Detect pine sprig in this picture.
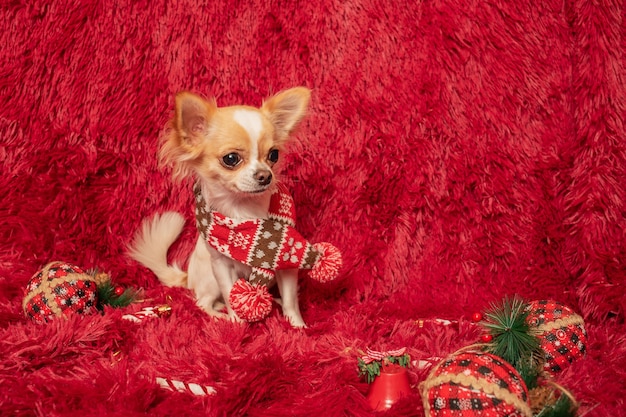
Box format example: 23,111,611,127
535,393,576,417
96,280,138,308
358,358,381,384
481,295,540,370
357,353,410,384
389,353,410,368
517,360,541,390
478,296,578,417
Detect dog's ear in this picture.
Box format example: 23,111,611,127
174,92,216,144
261,87,311,140
161,92,217,179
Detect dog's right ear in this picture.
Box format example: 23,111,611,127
161,92,217,179
174,92,216,144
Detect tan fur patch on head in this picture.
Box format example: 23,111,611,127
160,87,310,189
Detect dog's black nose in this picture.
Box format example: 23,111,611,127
254,170,272,186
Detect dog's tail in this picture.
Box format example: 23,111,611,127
128,211,188,287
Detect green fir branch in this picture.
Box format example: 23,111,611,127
358,358,381,384
535,393,577,417
516,360,541,390
96,281,138,308
357,353,410,384
389,354,410,368
481,295,541,371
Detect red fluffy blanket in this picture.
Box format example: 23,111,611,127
1,1,624,416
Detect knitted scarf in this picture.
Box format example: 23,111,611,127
194,182,342,321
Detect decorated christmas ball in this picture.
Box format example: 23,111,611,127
421,351,532,417
23,261,99,323
525,300,587,374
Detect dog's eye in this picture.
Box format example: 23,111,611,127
268,149,279,163
222,153,241,167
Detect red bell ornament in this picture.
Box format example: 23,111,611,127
366,363,411,411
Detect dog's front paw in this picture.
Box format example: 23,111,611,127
274,297,306,328
283,308,307,328
288,316,307,328
227,310,244,323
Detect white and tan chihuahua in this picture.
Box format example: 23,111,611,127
129,87,311,327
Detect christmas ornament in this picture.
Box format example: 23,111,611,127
195,181,342,322
122,304,172,323
23,261,138,323
474,296,580,416
525,300,586,374
366,364,411,411
413,297,579,416
358,347,411,411
156,377,216,396
421,351,532,417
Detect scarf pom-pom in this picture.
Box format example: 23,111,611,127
309,242,342,283
229,279,273,322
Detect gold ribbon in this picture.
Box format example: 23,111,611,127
535,314,584,333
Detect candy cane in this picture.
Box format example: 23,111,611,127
122,304,172,322
156,377,216,396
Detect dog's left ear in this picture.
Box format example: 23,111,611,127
262,87,311,140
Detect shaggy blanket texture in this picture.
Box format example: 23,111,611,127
1,1,625,416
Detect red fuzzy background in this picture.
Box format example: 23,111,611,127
1,1,625,416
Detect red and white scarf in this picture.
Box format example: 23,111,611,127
194,182,342,321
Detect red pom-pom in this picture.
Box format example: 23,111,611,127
229,279,273,322
309,242,342,283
